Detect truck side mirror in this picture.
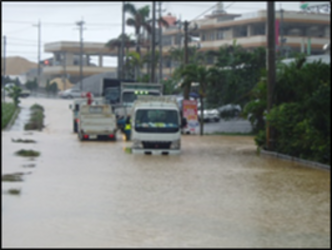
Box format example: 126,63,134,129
181,117,187,128
69,104,72,109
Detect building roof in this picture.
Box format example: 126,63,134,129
162,13,177,27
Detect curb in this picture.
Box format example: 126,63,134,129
260,148,330,171
4,106,21,131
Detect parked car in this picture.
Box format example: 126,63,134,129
218,104,241,119
197,101,220,122
4,83,30,97
197,108,220,122
20,88,31,98
59,88,84,99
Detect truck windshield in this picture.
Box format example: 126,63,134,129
123,92,160,106
135,109,179,133
104,87,120,104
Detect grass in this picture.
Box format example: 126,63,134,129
22,164,36,168
7,188,21,195
2,102,18,129
15,149,40,157
11,138,36,143
24,103,45,131
2,173,24,182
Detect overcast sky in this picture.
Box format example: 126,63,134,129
2,1,302,66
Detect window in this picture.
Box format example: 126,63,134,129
162,36,172,46
253,24,265,35
216,30,224,40
122,91,160,106
135,109,179,133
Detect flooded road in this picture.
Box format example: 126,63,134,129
2,97,330,248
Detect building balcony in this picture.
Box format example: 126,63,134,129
42,65,116,77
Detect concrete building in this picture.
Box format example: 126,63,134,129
40,4,330,85
159,5,330,78
41,41,119,88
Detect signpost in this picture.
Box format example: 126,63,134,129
300,1,330,13
182,99,199,134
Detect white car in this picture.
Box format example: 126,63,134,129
197,101,220,122
218,104,241,118
59,88,84,99
197,108,220,122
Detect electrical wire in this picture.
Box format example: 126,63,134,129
7,43,38,47
4,26,34,35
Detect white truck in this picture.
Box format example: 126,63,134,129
69,97,106,133
77,103,117,141
131,96,187,155
114,82,163,118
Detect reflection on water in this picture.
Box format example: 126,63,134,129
2,97,330,248
9,106,31,131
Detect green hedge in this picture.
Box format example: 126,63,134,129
253,57,330,165
2,102,17,129
24,103,45,131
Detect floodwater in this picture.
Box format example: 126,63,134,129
2,97,330,248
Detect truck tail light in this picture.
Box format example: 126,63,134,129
109,134,114,138
83,134,89,139
76,118,80,123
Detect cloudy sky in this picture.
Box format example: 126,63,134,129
2,1,302,66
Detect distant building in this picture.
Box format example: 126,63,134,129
159,7,330,78
42,41,118,88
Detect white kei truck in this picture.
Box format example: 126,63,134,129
131,96,187,155
69,97,107,133
77,103,117,141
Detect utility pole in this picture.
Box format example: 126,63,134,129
158,1,163,83
33,20,41,92
267,2,276,151
280,5,284,58
151,1,156,83
62,51,67,91
183,20,189,100
120,1,125,79
3,36,6,101
76,19,85,91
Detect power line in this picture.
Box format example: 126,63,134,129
3,20,121,26
189,3,218,22
4,3,215,7
7,43,38,47
5,50,39,55
4,26,34,35
4,36,38,42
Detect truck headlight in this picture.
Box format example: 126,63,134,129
170,139,180,149
133,139,143,149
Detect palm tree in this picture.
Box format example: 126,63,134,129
124,3,169,81
124,3,151,59
180,63,211,135
105,33,136,79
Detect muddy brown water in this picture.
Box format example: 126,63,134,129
2,97,330,248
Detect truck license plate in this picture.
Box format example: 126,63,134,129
89,135,97,139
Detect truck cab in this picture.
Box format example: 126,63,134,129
131,96,186,155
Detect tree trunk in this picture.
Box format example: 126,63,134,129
199,95,204,136
136,33,141,80
117,46,121,79
183,82,190,100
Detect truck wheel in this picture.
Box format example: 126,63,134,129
78,132,84,141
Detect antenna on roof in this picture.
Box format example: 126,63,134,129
213,1,226,14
